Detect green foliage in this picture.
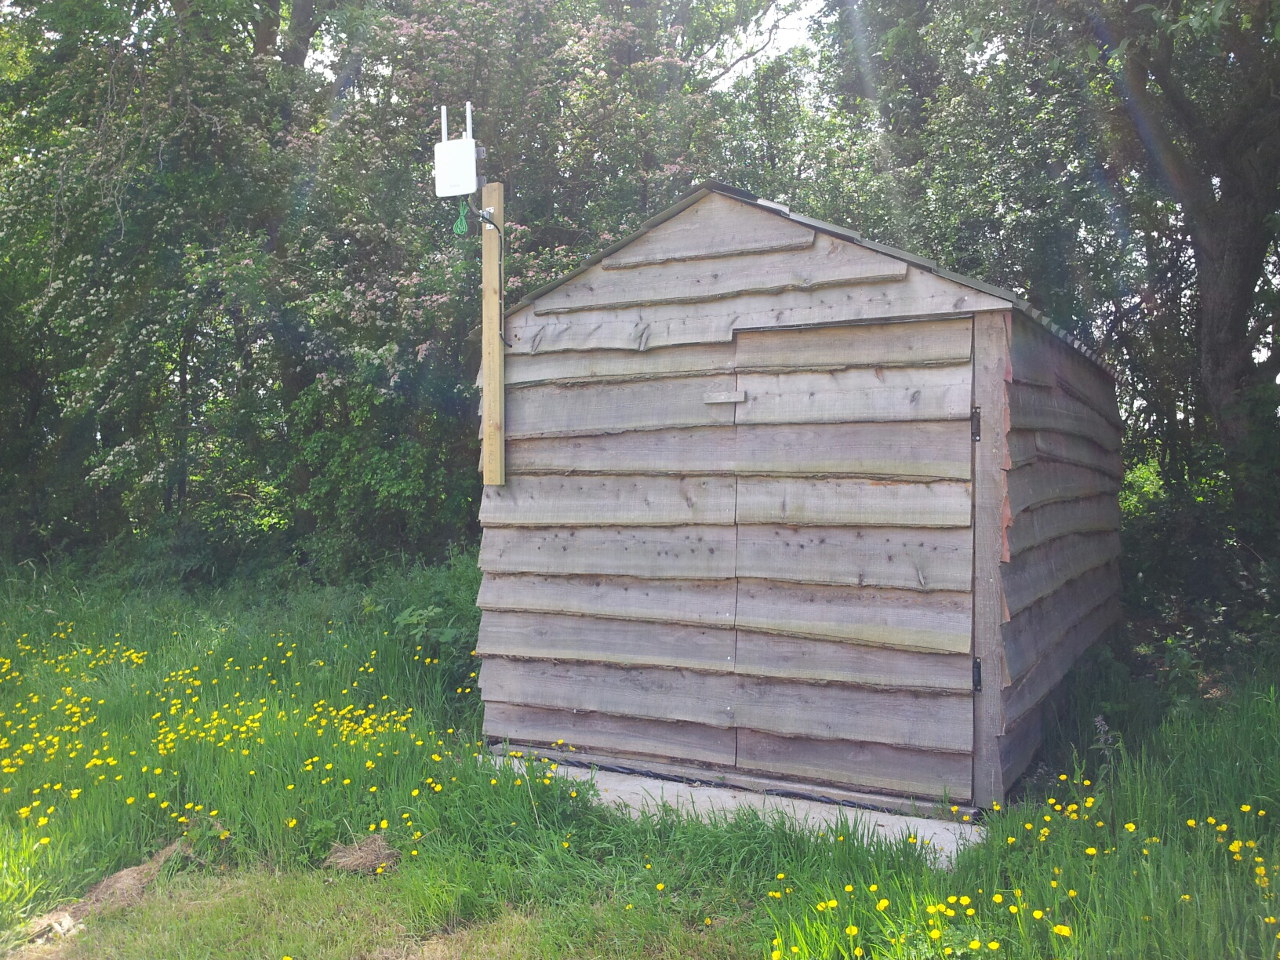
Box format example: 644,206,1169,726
0,0,797,578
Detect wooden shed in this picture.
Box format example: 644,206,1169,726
475,182,1122,808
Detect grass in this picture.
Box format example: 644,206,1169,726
1,556,1277,959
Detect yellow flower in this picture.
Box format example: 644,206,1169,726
845,925,858,936
1085,847,1097,856
656,883,665,891
1052,924,1072,937
875,898,889,911
1124,822,1136,832
969,941,981,950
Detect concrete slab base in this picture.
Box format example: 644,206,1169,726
556,764,983,864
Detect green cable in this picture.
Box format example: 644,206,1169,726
452,198,469,236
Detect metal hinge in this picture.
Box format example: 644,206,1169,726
971,406,982,442
972,658,983,691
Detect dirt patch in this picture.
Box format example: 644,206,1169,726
12,838,191,957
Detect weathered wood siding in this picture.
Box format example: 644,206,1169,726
477,192,987,802
476,186,1121,807
995,313,1123,788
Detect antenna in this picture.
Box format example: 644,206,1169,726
434,100,479,197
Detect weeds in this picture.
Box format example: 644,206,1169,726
1,558,1277,959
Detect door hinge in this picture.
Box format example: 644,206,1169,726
972,657,983,691
971,406,981,442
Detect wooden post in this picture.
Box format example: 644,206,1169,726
481,181,505,485
971,309,1013,806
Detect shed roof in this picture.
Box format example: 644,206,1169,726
511,181,1114,377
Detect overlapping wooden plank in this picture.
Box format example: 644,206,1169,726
1002,560,1120,684
737,423,974,478
483,702,736,767
1001,530,1121,617
482,658,969,751
735,676,973,752
537,234,908,315
480,659,736,728
1008,382,1121,451
735,580,972,653
1007,459,1120,515
1002,594,1121,726
507,374,735,439
508,426,733,474
734,318,972,370
480,475,736,527
476,573,735,628
1006,495,1121,558
477,611,735,670
1007,429,1124,477
506,271,1012,354
997,702,1043,789
1009,314,1120,426
738,730,971,801
479,525,736,579
508,422,973,479
736,364,971,425
601,192,817,269
504,343,734,386
736,477,972,527
736,525,972,591
735,631,971,691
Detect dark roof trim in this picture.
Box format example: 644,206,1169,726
508,180,1116,378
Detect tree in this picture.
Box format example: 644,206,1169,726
1063,0,1280,545
0,0,791,576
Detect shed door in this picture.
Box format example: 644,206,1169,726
724,321,977,801
477,317,978,802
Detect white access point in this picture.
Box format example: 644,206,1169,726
434,102,479,198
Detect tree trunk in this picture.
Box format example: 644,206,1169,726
1193,195,1269,452
1193,184,1280,546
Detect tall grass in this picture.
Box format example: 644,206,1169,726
1,557,1277,959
